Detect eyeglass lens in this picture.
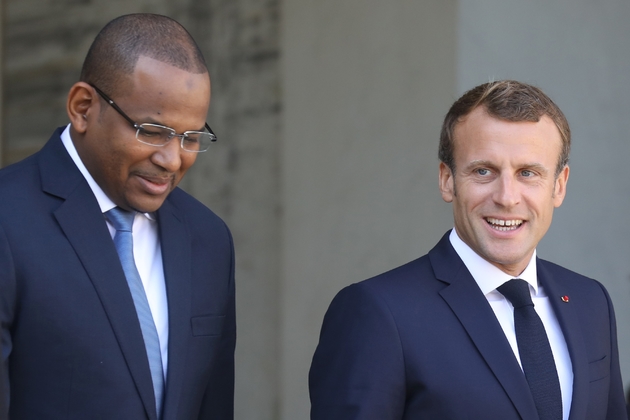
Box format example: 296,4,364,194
136,124,213,152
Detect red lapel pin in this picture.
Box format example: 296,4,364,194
561,295,569,303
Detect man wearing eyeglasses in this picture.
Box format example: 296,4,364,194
0,14,235,420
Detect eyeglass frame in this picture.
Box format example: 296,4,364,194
88,83,217,152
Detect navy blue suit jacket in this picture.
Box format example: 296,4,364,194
0,128,236,419
310,231,627,419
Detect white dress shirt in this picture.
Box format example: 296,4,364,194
61,125,169,378
449,229,573,420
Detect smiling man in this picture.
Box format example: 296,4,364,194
0,14,235,420
310,80,627,420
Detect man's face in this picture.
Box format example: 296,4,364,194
438,106,569,276
77,56,211,213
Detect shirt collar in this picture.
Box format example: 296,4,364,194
61,124,156,221
448,228,539,297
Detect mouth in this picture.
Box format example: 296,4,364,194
136,174,174,195
485,217,524,232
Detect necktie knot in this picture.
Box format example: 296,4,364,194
497,278,534,309
106,207,135,232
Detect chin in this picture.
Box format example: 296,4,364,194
127,197,168,213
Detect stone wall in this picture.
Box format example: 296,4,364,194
2,0,172,164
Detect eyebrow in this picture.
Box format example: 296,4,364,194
138,116,207,133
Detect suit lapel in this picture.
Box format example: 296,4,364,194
157,199,192,420
40,132,158,420
537,261,589,420
429,233,539,420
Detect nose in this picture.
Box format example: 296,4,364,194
493,174,521,208
151,137,182,172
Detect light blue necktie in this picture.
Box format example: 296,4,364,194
106,207,164,418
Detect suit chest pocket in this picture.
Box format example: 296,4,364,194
191,315,225,337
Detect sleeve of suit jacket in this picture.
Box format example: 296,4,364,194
0,223,14,420
597,281,628,420
309,282,406,419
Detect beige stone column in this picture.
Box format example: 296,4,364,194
281,1,458,417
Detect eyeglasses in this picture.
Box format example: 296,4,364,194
89,83,217,153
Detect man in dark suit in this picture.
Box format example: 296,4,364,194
310,80,627,419
0,14,235,419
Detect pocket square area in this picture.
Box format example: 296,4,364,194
191,315,226,337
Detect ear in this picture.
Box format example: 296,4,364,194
439,162,455,203
67,82,98,134
553,165,570,207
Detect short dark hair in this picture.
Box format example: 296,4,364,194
439,80,570,176
80,13,208,97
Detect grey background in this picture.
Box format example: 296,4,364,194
1,0,628,418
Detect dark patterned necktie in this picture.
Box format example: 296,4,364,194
497,279,562,420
